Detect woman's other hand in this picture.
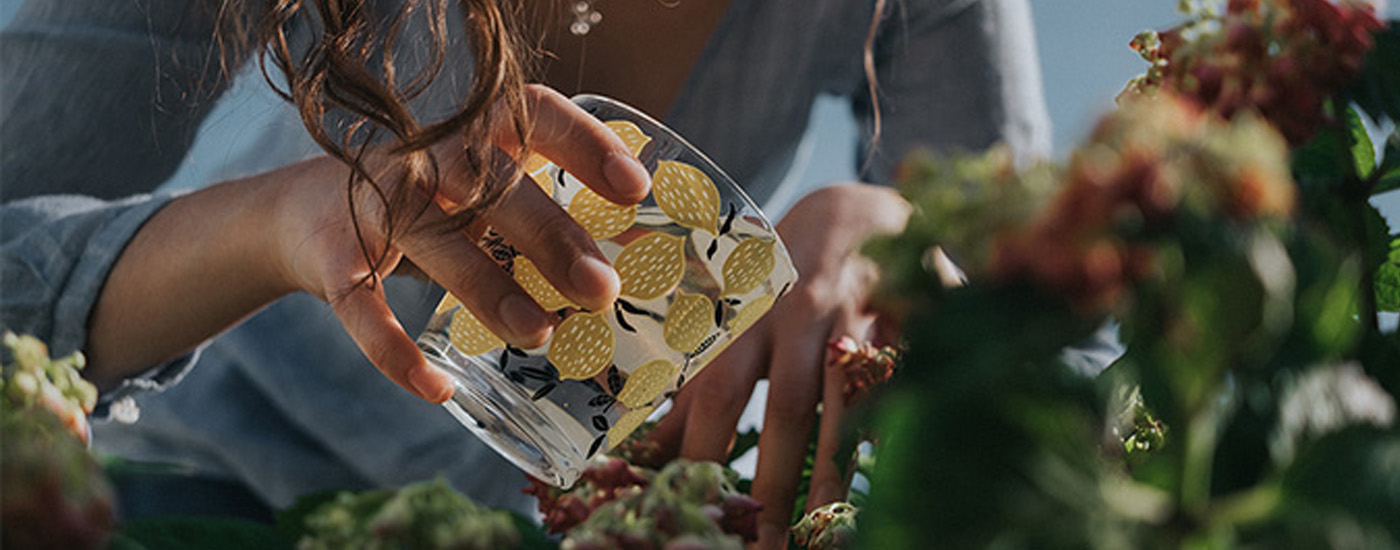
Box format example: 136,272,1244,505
649,183,911,549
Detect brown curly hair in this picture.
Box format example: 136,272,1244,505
217,0,534,281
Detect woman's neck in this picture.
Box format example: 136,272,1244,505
528,0,734,119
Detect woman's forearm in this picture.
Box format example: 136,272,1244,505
84,171,297,390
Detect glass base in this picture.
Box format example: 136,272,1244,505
419,333,586,488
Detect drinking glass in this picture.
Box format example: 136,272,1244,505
417,95,797,488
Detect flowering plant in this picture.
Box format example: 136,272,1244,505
856,0,1400,548
4,1,1396,549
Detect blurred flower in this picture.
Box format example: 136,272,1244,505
1,333,112,550
989,94,1294,313
826,337,900,406
1124,0,1383,144
791,501,859,550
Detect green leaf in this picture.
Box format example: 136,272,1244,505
1377,130,1400,195
1377,236,1400,313
726,427,760,465
1380,167,1400,195
1292,127,1350,189
1347,105,1377,180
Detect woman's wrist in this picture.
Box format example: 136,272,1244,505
84,171,303,389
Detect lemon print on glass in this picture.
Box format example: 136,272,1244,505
654,160,721,235
616,359,679,408
728,294,776,334
664,291,714,354
521,153,554,196
615,232,687,300
723,237,777,297
606,120,652,156
513,257,573,311
607,405,656,450
567,186,636,240
449,305,505,356
547,312,615,380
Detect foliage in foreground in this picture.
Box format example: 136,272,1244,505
857,0,1400,548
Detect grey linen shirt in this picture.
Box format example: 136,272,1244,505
1,0,1070,513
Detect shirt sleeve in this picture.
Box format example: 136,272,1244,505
0,194,198,418
854,0,1053,183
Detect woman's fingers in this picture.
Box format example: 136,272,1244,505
750,317,829,549
804,314,877,512
674,330,770,462
394,187,555,349
503,85,651,205
328,274,453,403
485,174,619,312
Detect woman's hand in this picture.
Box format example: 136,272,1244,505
650,183,911,549
85,85,651,402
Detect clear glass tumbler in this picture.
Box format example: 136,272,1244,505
417,95,797,488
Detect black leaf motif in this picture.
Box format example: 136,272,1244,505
607,366,625,395
618,299,666,322
532,383,557,401
506,346,529,358
588,394,616,407
498,349,511,372
587,435,606,458
720,203,737,235
592,415,610,431
614,302,638,333
714,298,726,328
689,332,721,358
778,281,793,298
508,371,527,385
706,238,719,260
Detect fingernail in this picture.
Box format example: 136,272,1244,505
410,367,452,403
571,255,620,308
602,151,651,202
498,293,551,344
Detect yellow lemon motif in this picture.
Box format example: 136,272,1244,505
513,257,573,311
607,405,656,450
567,186,637,240
615,359,679,408
728,294,776,334
449,307,504,356
522,153,554,196
606,120,652,156
664,291,714,354
653,161,721,235
547,312,614,380
722,237,777,297
615,232,687,300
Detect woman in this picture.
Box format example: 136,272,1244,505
2,0,1062,546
